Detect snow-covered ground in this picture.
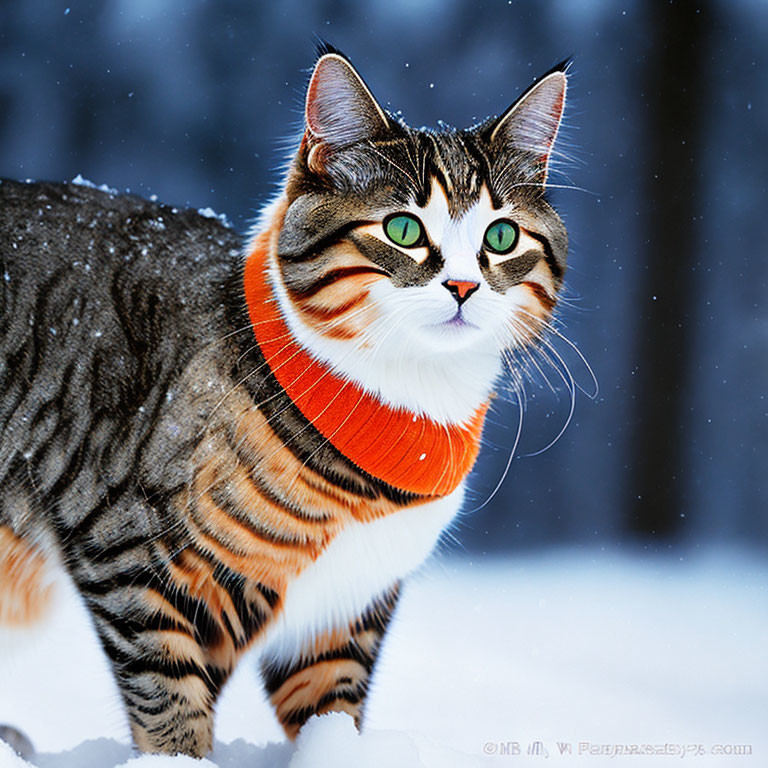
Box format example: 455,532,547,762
0,547,765,767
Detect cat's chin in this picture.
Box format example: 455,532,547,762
412,312,501,352
415,319,487,352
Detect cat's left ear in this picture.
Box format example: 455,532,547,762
487,66,568,185
303,50,390,170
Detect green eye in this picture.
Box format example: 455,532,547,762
384,213,424,248
483,219,519,254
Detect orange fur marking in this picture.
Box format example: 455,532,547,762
272,656,368,738
0,526,52,625
167,550,246,638
521,280,556,312
142,589,196,633
273,657,365,712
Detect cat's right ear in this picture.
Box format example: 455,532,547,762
486,65,568,186
303,51,390,171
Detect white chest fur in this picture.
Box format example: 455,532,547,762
261,485,465,663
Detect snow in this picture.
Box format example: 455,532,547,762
196,207,232,228
0,548,765,767
70,175,118,196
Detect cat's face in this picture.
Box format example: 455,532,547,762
268,52,568,424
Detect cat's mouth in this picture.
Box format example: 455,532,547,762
430,311,480,331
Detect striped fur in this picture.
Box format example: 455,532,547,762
262,586,400,737
0,51,569,757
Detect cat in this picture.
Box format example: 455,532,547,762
0,46,568,758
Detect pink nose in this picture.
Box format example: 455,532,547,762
443,279,480,305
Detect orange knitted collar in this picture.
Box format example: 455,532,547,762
242,234,488,497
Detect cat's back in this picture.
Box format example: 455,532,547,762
0,178,241,324
0,178,243,503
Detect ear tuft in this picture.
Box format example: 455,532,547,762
490,70,567,183
305,53,390,152
313,38,346,60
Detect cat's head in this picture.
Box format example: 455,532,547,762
265,49,568,424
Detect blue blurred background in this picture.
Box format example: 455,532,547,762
1,0,765,553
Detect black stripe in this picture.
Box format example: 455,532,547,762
277,220,375,263
527,230,563,282
90,602,194,641
126,711,148,729
353,583,401,633
25,271,67,382
78,564,162,595
282,687,365,727
286,265,390,299
98,632,223,697
90,603,145,639
209,560,271,643
82,534,148,562
206,485,300,547
57,471,149,547
315,686,365,711
220,611,240,647
131,699,174,717
228,435,331,523
281,705,315,728
211,557,278,610
79,561,223,648
262,642,374,695
58,500,112,543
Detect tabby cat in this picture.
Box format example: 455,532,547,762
0,48,568,757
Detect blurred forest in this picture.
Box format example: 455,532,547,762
0,0,766,552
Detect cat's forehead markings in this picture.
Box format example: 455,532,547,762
426,133,455,198
407,177,451,241
409,180,501,247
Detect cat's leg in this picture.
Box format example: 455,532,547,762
78,584,221,756
74,550,262,757
0,525,53,761
261,583,400,739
